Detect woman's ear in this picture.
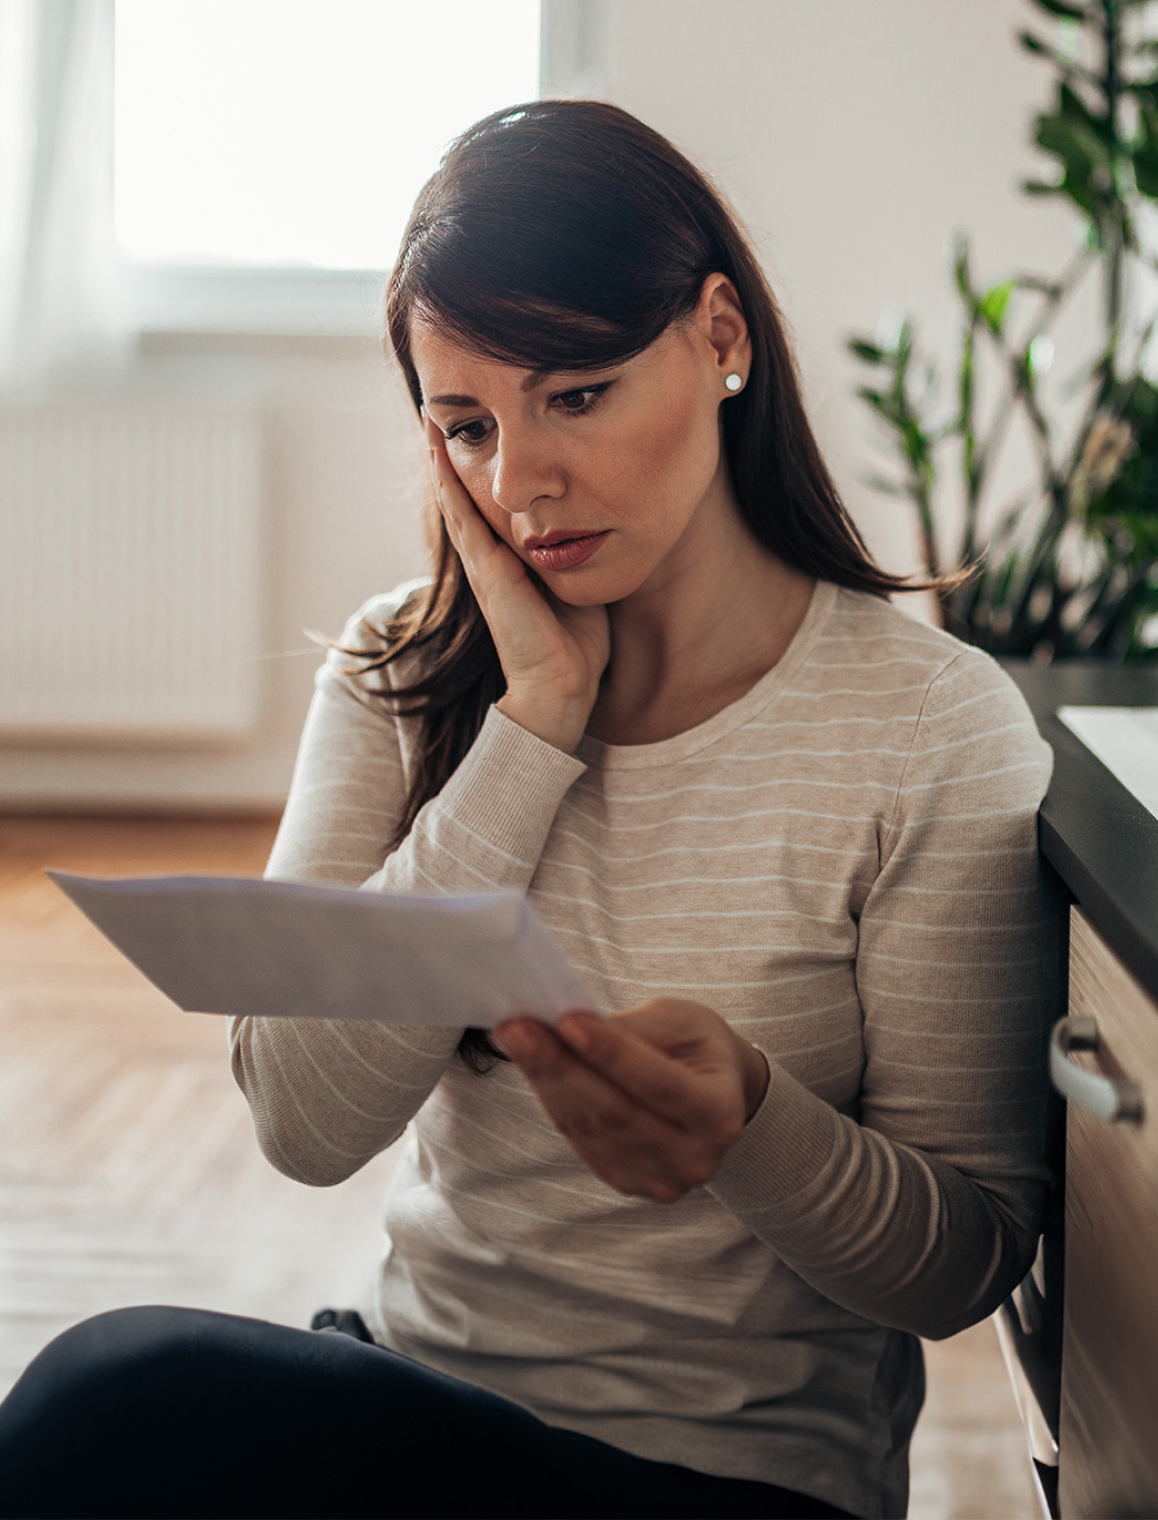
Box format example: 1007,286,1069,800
696,273,751,391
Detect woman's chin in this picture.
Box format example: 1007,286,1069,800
540,567,648,608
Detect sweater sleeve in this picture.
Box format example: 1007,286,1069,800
706,650,1066,1339
230,597,586,1186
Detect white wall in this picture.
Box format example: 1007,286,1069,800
0,0,1090,812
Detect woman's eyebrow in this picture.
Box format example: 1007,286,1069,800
426,393,480,408
426,370,587,408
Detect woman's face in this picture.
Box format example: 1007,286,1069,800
410,279,750,607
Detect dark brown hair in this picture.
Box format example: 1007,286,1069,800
360,99,927,1070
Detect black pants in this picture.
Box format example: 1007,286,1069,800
0,1307,854,1519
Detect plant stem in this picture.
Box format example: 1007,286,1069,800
971,249,1094,517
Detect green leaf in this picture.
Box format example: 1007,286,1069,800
901,416,933,468
1016,30,1092,75
1036,150,1102,225
1027,0,1088,18
958,336,975,463
1031,82,1119,233
1132,85,1158,135
848,338,887,364
890,318,915,381
855,386,897,423
1018,29,1051,57
1036,81,1115,169
1036,116,1110,179
952,234,974,303
1133,101,1158,199
1062,79,1115,144
979,279,1016,336
1118,515,1158,557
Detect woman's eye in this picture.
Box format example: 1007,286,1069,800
446,419,492,447
444,383,611,444
551,383,610,416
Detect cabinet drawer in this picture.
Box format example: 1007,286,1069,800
1060,908,1158,1519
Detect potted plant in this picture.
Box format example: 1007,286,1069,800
849,0,1158,661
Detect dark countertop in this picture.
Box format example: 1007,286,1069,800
1004,662,1158,1003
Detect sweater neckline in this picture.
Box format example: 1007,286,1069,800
576,580,839,770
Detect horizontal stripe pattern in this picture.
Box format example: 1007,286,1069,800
229,581,1062,1520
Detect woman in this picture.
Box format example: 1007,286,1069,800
0,101,1062,1520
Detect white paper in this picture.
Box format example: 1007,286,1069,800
1057,706,1158,822
47,872,599,1027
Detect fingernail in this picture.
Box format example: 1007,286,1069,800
493,1021,535,1059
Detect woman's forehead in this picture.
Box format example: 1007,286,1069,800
411,317,678,405
410,322,543,404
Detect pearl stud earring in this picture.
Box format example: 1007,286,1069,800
724,373,744,393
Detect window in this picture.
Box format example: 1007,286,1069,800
113,0,541,332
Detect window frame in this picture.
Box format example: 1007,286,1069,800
116,0,605,338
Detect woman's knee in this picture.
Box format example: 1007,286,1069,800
0,1306,218,1515
40,1303,201,1374
2,1304,235,1432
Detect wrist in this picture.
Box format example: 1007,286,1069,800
496,692,590,753
741,1042,770,1124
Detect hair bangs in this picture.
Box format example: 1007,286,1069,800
397,215,698,378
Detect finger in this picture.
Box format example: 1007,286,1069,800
423,418,484,546
551,1010,737,1135
608,1000,766,1126
609,998,723,1055
494,1021,708,1194
423,419,527,607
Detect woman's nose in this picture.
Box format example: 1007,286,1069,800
490,431,564,516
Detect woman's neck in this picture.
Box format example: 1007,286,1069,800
585,503,815,747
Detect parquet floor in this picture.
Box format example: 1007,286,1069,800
0,816,1039,1518
0,816,398,1398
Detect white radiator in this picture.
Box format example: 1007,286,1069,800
0,400,264,741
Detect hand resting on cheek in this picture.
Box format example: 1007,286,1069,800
493,999,771,1203
423,413,610,755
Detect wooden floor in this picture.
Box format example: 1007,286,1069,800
0,816,1040,1518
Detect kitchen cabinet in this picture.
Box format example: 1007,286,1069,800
1004,665,1158,1520
1055,907,1158,1518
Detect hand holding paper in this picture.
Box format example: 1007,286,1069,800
48,872,598,1028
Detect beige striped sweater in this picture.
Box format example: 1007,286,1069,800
230,579,1064,1519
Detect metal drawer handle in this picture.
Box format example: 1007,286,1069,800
1049,1016,1144,1123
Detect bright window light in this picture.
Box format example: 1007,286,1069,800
113,0,540,271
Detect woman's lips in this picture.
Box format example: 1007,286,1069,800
525,531,610,572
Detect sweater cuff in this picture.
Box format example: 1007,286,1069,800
436,705,587,862
706,1060,847,1221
